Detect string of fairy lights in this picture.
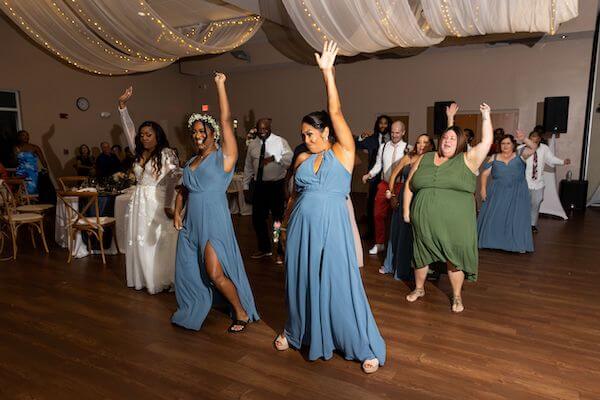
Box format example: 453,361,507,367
0,0,261,75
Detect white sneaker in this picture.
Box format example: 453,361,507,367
368,244,384,255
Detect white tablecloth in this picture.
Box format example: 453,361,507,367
228,173,252,215
55,195,118,259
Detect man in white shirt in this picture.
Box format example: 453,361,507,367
243,118,293,262
361,120,410,254
520,130,570,233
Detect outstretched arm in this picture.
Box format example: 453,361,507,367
316,41,355,172
515,129,538,160
118,86,136,150
214,73,237,173
465,103,493,173
446,102,459,127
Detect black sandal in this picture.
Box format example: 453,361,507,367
227,319,250,333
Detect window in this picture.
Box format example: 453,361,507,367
0,90,22,167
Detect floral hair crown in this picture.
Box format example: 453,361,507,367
188,113,221,142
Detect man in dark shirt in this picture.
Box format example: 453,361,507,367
95,142,122,177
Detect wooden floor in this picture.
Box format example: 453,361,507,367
1,208,600,400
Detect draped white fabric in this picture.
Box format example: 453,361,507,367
282,0,579,56
0,0,262,75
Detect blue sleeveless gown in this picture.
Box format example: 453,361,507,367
16,151,39,194
382,164,414,280
285,150,386,364
172,149,259,330
477,154,534,253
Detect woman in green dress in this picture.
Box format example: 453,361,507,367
402,103,493,313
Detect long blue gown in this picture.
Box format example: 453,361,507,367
16,151,39,194
172,149,259,330
382,164,414,280
284,150,386,364
477,154,534,253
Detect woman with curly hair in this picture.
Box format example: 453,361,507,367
118,87,181,294
171,73,259,333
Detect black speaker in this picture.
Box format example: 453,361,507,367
543,96,569,133
434,101,454,136
559,179,588,211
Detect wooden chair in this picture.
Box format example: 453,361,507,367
0,179,49,260
56,190,119,264
4,177,54,215
58,176,88,191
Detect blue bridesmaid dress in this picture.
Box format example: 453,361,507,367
172,149,259,330
284,150,386,364
477,153,534,253
382,164,414,280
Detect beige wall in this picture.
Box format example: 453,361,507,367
195,36,594,191
0,16,196,178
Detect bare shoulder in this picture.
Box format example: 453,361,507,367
294,152,312,171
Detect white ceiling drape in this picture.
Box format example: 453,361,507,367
282,0,579,56
0,0,262,75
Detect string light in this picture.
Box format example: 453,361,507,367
300,0,329,42
0,0,261,75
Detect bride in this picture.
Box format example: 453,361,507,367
118,87,181,294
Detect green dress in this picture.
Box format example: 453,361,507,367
410,152,478,281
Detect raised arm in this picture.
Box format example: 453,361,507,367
118,86,136,150
316,41,355,172
446,102,459,127
465,103,493,173
515,129,538,160
214,73,237,173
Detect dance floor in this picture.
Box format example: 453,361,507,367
1,207,599,400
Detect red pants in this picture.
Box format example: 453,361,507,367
374,181,401,244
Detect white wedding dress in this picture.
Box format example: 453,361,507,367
119,107,181,294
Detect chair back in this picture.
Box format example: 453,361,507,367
2,177,30,206
56,190,102,229
58,176,88,191
0,180,18,220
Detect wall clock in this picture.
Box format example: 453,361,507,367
76,97,90,111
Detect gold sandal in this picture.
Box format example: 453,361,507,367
452,297,464,313
406,288,425,302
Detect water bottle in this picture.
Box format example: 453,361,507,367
273,221,281,243
566,170,572,181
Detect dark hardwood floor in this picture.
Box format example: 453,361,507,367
1,207,599,399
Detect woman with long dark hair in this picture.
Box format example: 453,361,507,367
118,87,181,294
74,144,94,176
275,42,385,374
171,73,259,333
403,103,494,313
380,134,435,279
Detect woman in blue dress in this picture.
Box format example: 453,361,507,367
275,42,385,374
172,72,259,333
15,130,49,195
477,132,537,253
380,134,435,280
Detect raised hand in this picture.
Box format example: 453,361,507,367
214,72,226,85
564,158,571,165
446,102,459,119
315,41,339,71
515,129,526,142
480,103,491,119
118,86,133,108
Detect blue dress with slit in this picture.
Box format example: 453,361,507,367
172,149,259,330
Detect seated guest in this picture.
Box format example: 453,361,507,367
477,132,537,253
121,146,136,172
75,144,94,176
95,141,122,178
361,120,409,255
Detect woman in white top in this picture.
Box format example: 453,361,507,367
118,87,181,294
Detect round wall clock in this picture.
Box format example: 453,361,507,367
76,97,90,111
